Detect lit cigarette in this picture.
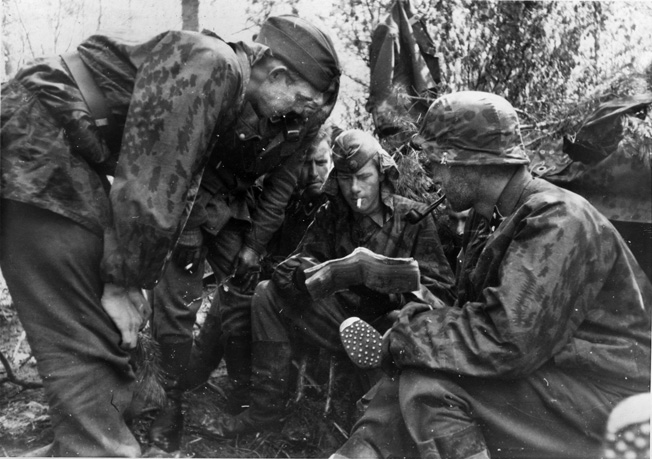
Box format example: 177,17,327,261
356,198,362,208
185,263,193,271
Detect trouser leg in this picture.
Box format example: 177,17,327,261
149,242,206,451
335,375,420,459
252,281,351,353
147,340,193,452
204,281,293,436
183,226,248,390
399,365,628,459
150,256,205,355
0,200,140,457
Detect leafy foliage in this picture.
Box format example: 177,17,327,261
321,0,652,136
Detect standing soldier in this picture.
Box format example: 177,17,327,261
0,15,339,456
147,17,341,452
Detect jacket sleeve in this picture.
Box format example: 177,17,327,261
411,213,457,306
100,32,242,289
271,201,336,294
389,199,615,378
244,145,305,254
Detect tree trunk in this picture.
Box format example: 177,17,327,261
182,0,200,31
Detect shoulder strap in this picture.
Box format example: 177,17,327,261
61,51,114,133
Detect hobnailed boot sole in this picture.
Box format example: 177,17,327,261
339,317,383,370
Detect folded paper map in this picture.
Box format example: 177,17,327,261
304,247,421,299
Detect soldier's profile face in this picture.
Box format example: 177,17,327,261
429,162,475,213
337,159,383,217
255,71,325,122
300,140,333,197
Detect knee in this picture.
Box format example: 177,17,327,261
333,434,383,459
252,281,274,313
400,368,468,408
252,281,281,324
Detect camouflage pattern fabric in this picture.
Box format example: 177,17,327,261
1,32,264,288
412,91,530,166
531,94,652,224
387,171,652,387
272,192,457,308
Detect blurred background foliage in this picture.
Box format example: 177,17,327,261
3,0,651,134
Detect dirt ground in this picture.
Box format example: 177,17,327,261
0,276,367,458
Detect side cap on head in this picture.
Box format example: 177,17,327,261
256,15,341,93
332,129,384,174
412,91,530,166
323,129,399,196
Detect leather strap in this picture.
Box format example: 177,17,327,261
61,51,114,131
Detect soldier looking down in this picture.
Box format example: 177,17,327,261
0,15,339,457
333,91,652,459
147,18,341,453
202,129,456,438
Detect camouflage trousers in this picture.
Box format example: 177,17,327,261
0,200,140,457
337,363,642,459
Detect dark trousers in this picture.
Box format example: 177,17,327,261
338,364,640,459
150,259,204,347
151,224,253,348
252,280,395,350
252,279,346,349
0,200,140,457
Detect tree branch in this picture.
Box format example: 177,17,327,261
0,349,42,389
10,0,37,59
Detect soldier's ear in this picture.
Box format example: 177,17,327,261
268,65,289,82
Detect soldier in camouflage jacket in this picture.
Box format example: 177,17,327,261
202,129,456,438
0,15,340,456
333,92,652,459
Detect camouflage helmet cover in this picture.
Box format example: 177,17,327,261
412,91,530,166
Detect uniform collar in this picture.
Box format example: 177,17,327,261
230,41,269,142
351,192,395,228
495,167,533,219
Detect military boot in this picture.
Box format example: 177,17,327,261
224,335,253,414
205,341,292,437
149,341,193,452
180,313,225,390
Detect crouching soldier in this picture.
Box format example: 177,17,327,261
333,91,652,459
204,128,457,437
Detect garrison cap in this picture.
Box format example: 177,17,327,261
256,15,341,93
412,91,530,166
324,129,399,195
332,129,385,173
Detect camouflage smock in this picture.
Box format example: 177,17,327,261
1,31,264,289
388,171,652,387
272,193,457,308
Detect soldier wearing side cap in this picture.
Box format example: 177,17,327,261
146,17,342,452
333,92,652,459
200,129,456,438
1,15,339,456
